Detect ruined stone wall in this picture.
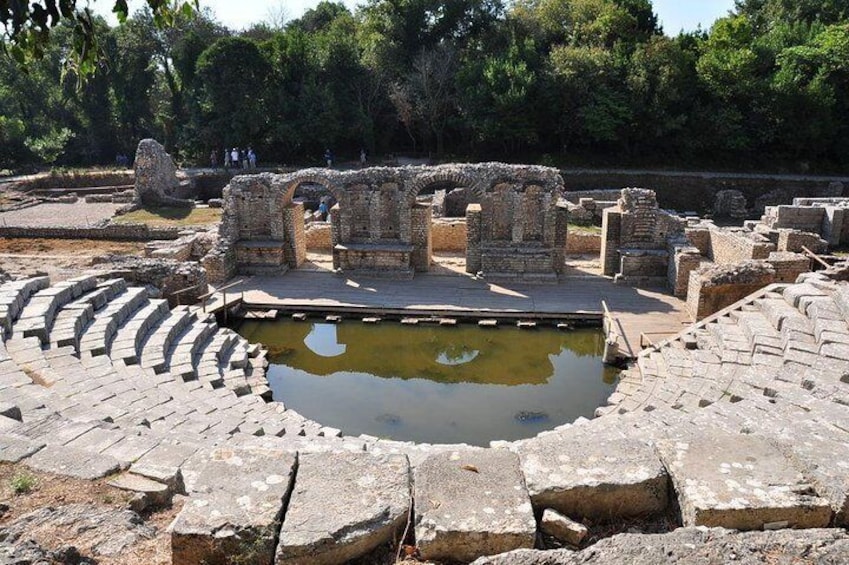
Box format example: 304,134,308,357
431,219,467,252
687,261,776,320
777,230,827,254
566,232,601,255
600,188,686,284
685,227,712,256
444,188,471,218
767,252,811,283
668,243,704,298
411,204,432,271
761,205,826,232
0,224,181,241
708,229,774,264
213,174,304,276
134,139,194,208
600,208,622,277
283,204,306,268
466,205,482,273
562,189,622,204
560,170,847,214
305,223,332,251
93,256,208,306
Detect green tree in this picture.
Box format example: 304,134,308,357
194,37,271,151
1,0,197,78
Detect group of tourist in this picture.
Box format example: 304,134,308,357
322,148,368,168
212,147,257,169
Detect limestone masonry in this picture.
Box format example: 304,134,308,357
2,257,849,562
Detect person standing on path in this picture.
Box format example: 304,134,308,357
231,147,240,169
324,149,333,168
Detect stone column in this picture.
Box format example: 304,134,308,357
330,204,342,270
282,203,306,268
600,208,622,277
466,204,482,274
411,204,432,272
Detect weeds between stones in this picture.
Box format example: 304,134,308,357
10,472,36,495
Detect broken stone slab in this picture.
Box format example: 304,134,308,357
170,447,296,565
540,509,587,546
515,425,668,521
25,445,121,480
0,503,156,559
0,434,45,463
470,527,849,565
275,452,410,565
656,431,832,530
0,401,21,421
130,439,199,494
414,449,536,563
106,472,172,512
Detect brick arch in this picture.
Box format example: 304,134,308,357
405,170,480,204
279,169,344,206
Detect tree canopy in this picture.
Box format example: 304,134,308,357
2,0,848,172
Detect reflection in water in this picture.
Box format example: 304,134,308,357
237,321,619,445
436,346,479,366
304,324,346,357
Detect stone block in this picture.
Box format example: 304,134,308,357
25,445,121,480
657,431,832,530
276,452,410,565
540,509,588,546
516,429,668,521
414,449,536,563
171,447,296,565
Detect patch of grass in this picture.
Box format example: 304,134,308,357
113,206,222,227
568,223,602,235
10,472,36,495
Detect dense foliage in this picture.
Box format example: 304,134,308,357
1,0,848,171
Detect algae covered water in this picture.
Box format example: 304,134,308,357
237,320,618,445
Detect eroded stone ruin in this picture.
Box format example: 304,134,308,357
210,163,568,281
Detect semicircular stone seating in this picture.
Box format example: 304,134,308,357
2,266,849,564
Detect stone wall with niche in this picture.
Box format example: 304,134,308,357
600,188,687,286
208,163,567,281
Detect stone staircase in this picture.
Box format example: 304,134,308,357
2,271,849,563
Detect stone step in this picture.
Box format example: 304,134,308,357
471,527,849,565
15,275,97,344
169,317,218,381
171,447,297,565
227,341,250,370
276,452,410,565
0,276,50,339
706,317,752,355
731,310,782,353
656,428,832,530
415,449,536,563
110,299,170,364
513,419,669,523
138,307,198,374
49,281,126,351
170,314,217,363
78,287,149,356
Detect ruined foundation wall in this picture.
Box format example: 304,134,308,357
708,229,774,264
687,261,777,320
305,223,332,251
431,219,467,252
